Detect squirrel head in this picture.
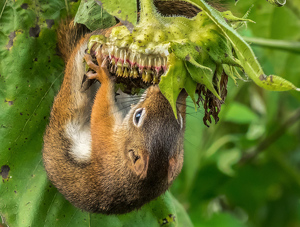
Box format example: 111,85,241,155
117,85,185,186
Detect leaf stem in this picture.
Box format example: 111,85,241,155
64,0,69,16
243,36,300,54
0,0,8,20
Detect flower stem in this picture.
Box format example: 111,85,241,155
139,0,158,23
243,36,300,54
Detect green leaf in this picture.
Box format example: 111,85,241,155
74,1,116,30
185,61,221,100
200,212,247,227
95,0,137,28
90,191,192,227
232,66,244,80
221,10,254,24
223,64,238,85
205,31,241,66
0,1,191,226
220,102,258,124
217,148,241,176
186,0,299,91
221,11,255,23
184,74,197,106
187,53,213,74
159,53,187,119
169,40,200,62
0,0,68,225
214,64,223,94
231,5,254,30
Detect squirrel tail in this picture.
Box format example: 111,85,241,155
57,19,91,63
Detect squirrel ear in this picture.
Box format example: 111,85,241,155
128,150,149,179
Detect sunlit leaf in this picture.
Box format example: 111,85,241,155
217,148,241,176
220,102,258,124
159,53,187,118
185,61,221,100
74,1,116,30
184,74,197,105
95,0,137,29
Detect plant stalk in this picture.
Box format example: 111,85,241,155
139,0,158,23
243,36,300,54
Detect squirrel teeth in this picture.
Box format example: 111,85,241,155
102,46,168,83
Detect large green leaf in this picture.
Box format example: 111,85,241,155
2,158,191,226
159,53,187,118
95,0,137,28
219,102,259,124
0,0,69,225
0,1,192,226
74,1,116,30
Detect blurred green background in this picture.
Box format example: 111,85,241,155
171,0,300,226
0,0,300,226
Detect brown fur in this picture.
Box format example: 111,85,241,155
42,1,212,214
57,20,90,63
43,32,187,213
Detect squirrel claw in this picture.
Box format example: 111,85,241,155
84,54,99,72
84,52,111,83
101,56,109,68
95,51,109,69
86,71,98,80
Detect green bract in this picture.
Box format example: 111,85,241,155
266,0,286,7
87,0,299,121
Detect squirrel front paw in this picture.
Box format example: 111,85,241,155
84,51,111,83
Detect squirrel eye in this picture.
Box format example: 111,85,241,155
133,108,145,127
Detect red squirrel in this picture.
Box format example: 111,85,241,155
43,0,223,214
43,16,187,215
